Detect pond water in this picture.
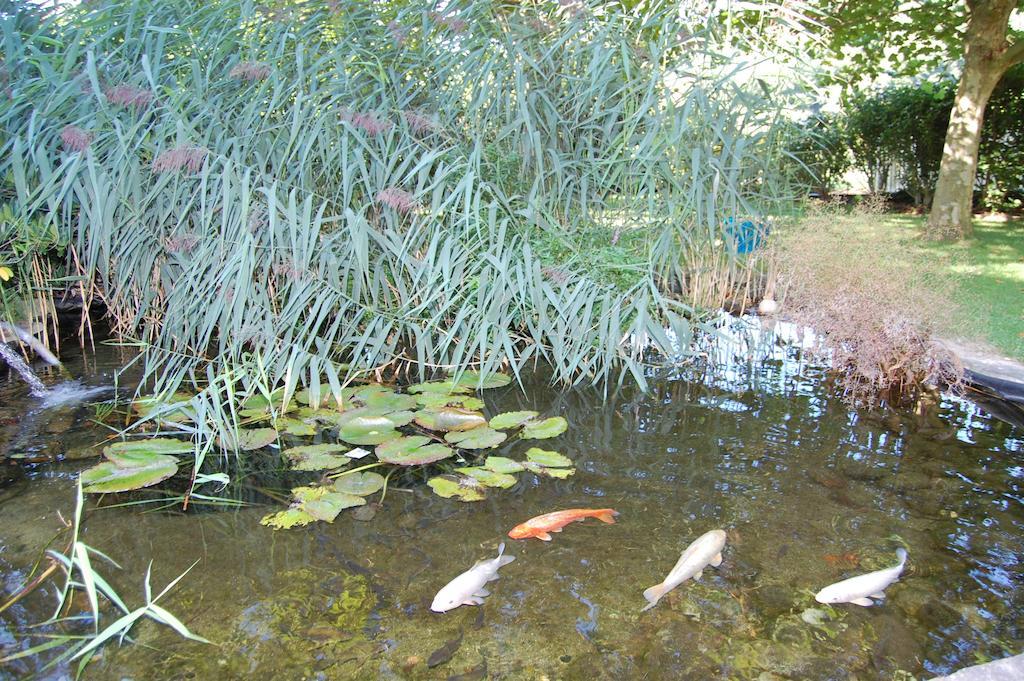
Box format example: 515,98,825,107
1,325,1022,680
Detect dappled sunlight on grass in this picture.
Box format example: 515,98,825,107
873,215,1024,359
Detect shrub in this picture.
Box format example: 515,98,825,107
774,202,964,407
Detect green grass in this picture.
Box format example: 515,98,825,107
870,214,1024,359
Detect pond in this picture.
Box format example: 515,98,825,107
1,324,1022,680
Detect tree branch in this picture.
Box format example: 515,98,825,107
1001,37,1024,70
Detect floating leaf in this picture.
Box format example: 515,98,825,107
284,444,350,471
482,456,525,474
414,393,485,410
295,384,331,408
488,410,539,430
104,439,194,457
415,407,487,432
522,463,576,479
131,392,193,424
333,472,386,496
275,417,317,436
444,427,506,449
376,436,454,465
407,381,471,395
428,475,486,501
524,448,572,468
81,449,179,493
338,416,401,445
218,428,278,451
261,507,317,529
455,467,518,488
303,492,365,521
451,371,512,389
521,417,568,440
328,406,414,430
357,389,417,411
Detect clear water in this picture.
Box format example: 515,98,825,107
0,326,1022,680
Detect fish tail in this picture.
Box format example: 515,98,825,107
641,583,669,611
494,542,515,567
896,548,908,565
596,509,619,524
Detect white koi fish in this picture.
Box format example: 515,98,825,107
431,543,516,613
642,529,727,612
815,548,908,607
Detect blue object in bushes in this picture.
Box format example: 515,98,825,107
724,217,769,254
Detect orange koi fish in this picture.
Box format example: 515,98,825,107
508,508,619,541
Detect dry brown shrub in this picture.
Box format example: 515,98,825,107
773,200,964,408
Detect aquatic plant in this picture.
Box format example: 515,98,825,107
0,0,813,454
772,201,965,407
0,484,206,674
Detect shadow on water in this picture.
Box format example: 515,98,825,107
0,320,1022,680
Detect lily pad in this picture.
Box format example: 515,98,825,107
450,371,512,389
415,407,487,432
333,472,386,496
284,444,351,471
444,427,506,449
488,410,539,430
427,475,486,502
260,507,317,529
338,416,402,445
275,417,317,436
482,456,525,474
524,447,572,468
303,492,366,521
455,467,518,489
522,463,576,479
407,380,471,395
414,393,485,410
104,439,194,456
375,436,454,465
131,392,194,424
81,449,179,493
357,388,417,411
218,427,278,451
521,416,568,440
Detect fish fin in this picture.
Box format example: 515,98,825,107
536,531,552,541
693,569,703,581
850,597,874,607
642,583,670,611
473,588,490,597
494,554,515,569
896,548,908,568
869,592,886,599
710,553,723,567
462,596,485,606
596,509,618,524
552,527,563,532
498,542,506,556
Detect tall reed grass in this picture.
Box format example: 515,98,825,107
1,0,810,438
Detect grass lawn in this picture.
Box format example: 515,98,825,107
872,214,1024,360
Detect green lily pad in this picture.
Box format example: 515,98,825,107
355,388,417,411
414,407,487,432
488,410,539,430
455,467,518,488
375,436,454,465
218,427,278,451
450,371,512,389
295,384,330,407
407,381,471,395
414,393,485,410
261,507,317,529
104,439,194,457
522,462,576,479
275,417,317,436
333,471,386,496
525,447,572,467
444,427,506,449
482,456,525,474
521,416,568,440
338,416,402,445
81,450,179,493
427,475,486,502
303,492,366,521
284,444,351,471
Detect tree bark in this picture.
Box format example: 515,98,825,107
927,0,1024,240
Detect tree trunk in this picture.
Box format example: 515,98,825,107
927,0,1023,240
